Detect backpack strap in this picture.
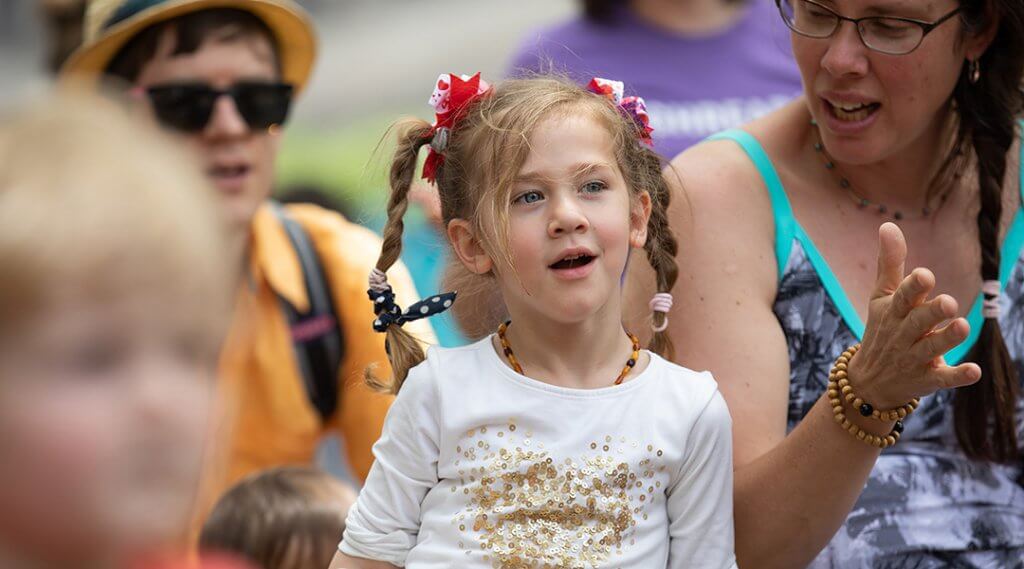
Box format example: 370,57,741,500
269,201,345,423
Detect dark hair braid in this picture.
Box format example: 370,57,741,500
952,0,1024,462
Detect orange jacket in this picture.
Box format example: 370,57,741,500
200,202,434,519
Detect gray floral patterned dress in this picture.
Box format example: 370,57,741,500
710,129,1024,568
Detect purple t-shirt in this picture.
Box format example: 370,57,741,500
507,0,804,159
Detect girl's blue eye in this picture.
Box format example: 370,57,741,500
515,191,543,204
582,180,607,194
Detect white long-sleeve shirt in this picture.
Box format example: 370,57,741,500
341,337,738,568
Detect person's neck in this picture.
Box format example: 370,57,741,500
499,298,637,390
629,0,746,35
813,106,961,213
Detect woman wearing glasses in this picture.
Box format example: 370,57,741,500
626,0,1024,566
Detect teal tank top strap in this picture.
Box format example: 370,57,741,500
704,129,867,339
1013,120,1024,238
946,120,1024,364
706,129,796,279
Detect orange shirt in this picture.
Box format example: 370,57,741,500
201,202,435,515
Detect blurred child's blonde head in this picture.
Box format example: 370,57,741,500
0,93,230,336
0,93,231,566
372,76,679,393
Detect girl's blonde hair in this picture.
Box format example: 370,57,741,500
0,93,231,344
372,76,679,393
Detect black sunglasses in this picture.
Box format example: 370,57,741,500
142,81,294,133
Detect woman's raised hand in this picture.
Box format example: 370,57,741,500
849,223,982,409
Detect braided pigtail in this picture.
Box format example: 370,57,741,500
951,0,1024,462
365,120,434,394
638,146,680,361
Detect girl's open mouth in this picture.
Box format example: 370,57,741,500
549,254,595,270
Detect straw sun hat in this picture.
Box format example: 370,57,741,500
61,0,316,91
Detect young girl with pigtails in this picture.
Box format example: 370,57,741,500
330,74,738,569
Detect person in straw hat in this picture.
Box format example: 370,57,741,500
61,0,435,543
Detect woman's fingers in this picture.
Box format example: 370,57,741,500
926,361,982,390
859,223,980,399
908,316,969,363
872,222,908,300
889,268,936,320
900,293,957,343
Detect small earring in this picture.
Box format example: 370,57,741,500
969,59,981,84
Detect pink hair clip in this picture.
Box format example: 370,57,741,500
588,77,654,145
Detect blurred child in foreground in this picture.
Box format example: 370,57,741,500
0,95,241,569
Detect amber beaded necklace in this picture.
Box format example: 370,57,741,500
496,321,641,385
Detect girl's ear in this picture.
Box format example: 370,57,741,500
630,191,653,248
448,218,494,275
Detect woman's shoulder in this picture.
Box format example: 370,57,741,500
667,139,771,251
665,99,807,282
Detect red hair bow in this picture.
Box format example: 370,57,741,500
587,77,654,145
422,72,491,183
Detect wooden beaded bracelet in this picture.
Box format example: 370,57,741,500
826,344,906,449
832,343,920,422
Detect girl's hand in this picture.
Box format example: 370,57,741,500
849,223,982,408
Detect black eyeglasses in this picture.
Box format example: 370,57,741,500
141,81,294,133
776,0,963,55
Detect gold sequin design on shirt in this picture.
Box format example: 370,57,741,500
450,421,665,567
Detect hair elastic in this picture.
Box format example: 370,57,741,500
430,127,450,154
982,279,1001,319
367,268,456,333
649,292,674,333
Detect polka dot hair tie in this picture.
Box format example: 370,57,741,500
367,268,456,332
